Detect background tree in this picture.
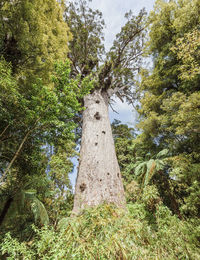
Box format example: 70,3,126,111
0,0,71,81
136,0,200,219
0,0,91,234
0,59,91,234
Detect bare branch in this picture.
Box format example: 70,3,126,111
0,117,41,183
109,102,119,114
108,85,128,97
0,125,9,139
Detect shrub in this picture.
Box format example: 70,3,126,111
1,204,199,259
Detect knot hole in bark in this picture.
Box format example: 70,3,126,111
96,100,100,104
102,131,106,134
94,112,101,120
95,142,98,146
117,173,120,177
80,183,86,192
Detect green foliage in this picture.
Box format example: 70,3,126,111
171,28,200,81
0,0,71,81
111,120,137,183
5,190,49,227
133,149,168,187
22,190,49,226
137,0,200,219
65,0,105,78
1,204,199,259
0,59,90,235
105,8,147,99
0,59,86,180
65,0,147,103
0,0,76,236
46,140,76,223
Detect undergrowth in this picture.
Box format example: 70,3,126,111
1,202,199,259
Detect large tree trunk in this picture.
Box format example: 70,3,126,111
72,89,126,214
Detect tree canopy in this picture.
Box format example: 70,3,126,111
65,0,147,102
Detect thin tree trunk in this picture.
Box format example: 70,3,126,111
0,130,31,182
0,118,40,183
0,197,13,226
0,124,9,139
72,89,126,214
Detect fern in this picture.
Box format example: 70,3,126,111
22,190,49,226
4,190,49,227
156,149,169,159
133,149,169,188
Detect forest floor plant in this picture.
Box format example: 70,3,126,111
1,201,199,260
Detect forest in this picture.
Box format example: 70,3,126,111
0,0,199,259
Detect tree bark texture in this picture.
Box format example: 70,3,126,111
72,89,126,214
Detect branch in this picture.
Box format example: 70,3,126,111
107,85,128,97
0,130,32,183
113,27,145,69
109,102,119,114
0,125,9,139
0,117,41,183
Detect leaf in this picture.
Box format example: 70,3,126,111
30,198,49,226
156,149,169,159
144,160,156,187
155,160,165,171
146,159,155,173
134,162,147,177
57,217,70,230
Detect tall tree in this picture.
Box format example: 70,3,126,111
65,0,147,213
137,0,200,218
0,0,87,230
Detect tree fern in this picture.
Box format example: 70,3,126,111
133,149,169,188
21,190,49,226
1,190,49,227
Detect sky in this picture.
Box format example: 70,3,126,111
69,0,156,187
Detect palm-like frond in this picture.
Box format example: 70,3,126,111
22,190,49,226
133,149,169,188
1,190,49,228
156,149,169,159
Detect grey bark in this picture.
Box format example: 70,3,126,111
72,89,126,214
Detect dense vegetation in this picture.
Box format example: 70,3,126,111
0,0,200,259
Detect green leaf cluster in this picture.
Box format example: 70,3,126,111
0,0,91,236
0,0,71,82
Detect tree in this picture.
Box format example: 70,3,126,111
0,0,71,81
0,0,92,230
64,0,147,214
0,60,91,231
137,0,200,218
0,0,72,182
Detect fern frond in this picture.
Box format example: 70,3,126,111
156,149,169,159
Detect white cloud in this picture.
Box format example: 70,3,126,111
109,97,138,126
89,0,155,50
